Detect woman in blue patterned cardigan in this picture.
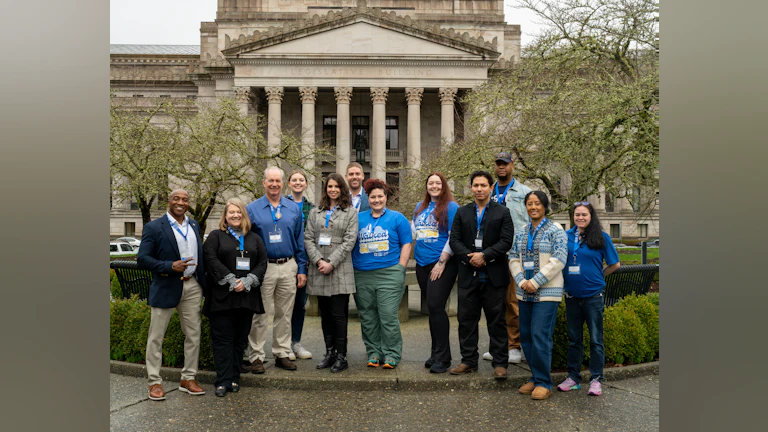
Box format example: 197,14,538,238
508,191,568,400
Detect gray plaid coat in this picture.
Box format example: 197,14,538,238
304,205,358,296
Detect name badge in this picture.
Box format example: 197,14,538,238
236,257,250,271
524,261,535,271
474,239,483,248
269,231,282,244
568,265,581,275
318,232,332,246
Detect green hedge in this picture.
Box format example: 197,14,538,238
110,270,122,299
110,293,658,370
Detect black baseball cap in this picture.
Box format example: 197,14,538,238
494,151,513,163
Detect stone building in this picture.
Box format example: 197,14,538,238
110,0,658,243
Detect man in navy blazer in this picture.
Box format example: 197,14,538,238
345,162,370,212
137,189,207,401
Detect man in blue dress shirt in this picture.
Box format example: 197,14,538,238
245,166,308,372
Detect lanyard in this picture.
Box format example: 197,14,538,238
526,218,548,252
493,180,514,203
475,205,486,238
370,208,387,233
170,217,189,242
325,205,337,228
227,227,245,253
269,203,282,228
353,194,361,209
572,230,583,264
298,197,305,223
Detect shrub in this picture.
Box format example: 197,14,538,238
613,293,659,359
110,269,123,299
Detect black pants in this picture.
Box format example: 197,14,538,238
457,279,508,368
209,308,254,388
415,257,459,364
317,294,350,354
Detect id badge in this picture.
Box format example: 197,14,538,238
523,261,535,271
318,232,332,246
568,265,581,275
474,239,483,248
269,230,283,244
236,257,250,271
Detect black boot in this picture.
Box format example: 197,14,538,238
316,336,336,369
331,353,348,373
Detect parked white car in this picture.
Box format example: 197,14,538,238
116,237,141,248
110,241,137,256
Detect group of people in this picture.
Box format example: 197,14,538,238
136,152,620,401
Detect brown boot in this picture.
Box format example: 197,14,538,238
449,363,478,375
518,381,535,395
493,366,508,380
531,386,553,400
251,359,265,374
275,356,297,371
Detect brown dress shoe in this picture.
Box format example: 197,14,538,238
493,366,508,380
449,363,478,375
148,384,166,401
251,359,265,374
531,386,553,400
179,379,205,395
275,357,297,371
518,381,535,395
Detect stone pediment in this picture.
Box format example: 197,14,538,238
221,1,500,60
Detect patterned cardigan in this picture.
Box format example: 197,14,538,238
508,219,568,302
304,205,358,296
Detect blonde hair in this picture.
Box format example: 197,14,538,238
218,198,251,233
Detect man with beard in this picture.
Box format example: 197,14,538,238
345,162,370,212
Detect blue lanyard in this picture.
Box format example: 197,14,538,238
169,217,189,242
493,180,514,203
370,208,387,233
526,218,548,252
475,205,486,238
227,227,245,252
353,194,361,209
325,205,336,228
297,197,305,223
571,229,583,264
269,203,282,227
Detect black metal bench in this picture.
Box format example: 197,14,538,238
110,260,152,300
603,264,659,306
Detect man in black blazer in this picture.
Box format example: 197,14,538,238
137,189,207,401
448,171,515,379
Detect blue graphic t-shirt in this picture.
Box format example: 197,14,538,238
352,208,413,271
413,201,459,267
562,228,620,298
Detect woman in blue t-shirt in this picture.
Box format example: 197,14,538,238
352,178,413,369
557,202,620,397
412,172,460,374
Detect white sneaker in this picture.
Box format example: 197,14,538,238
508,348,522,364
482,351,493,361
292,342,312,359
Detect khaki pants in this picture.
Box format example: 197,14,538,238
146,277,203,385
506,279,521,350
247,258,298,362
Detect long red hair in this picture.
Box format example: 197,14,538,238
414,172,455,232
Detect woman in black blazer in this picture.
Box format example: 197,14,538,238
203,198,268,397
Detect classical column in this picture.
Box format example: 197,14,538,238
232,86,251,117
299,87,318,200
264,86,284,156
334,87,352,175
439,87,458,151
405,88,424,170
370,87,389,180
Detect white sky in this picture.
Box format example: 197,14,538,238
109,1,545,48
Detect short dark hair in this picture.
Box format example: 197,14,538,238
524,190,550,215
363,178,389,196
469,170,493,186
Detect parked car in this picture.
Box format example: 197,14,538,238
116,237,141,248
110,241,137,256
613,243,631,249
649,238,659,246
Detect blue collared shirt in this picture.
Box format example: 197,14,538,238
246,195,307,275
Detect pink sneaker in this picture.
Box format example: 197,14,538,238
557,377,581,392
588,379,602,396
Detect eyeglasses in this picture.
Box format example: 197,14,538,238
573,202,590,206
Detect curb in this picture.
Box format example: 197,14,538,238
110,360,658,392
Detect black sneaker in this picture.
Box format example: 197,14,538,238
424,357,434,368
430,361,450,374
230,382,239,393
215,386,227,397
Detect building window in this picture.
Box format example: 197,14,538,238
352,116,370,162
130,200,139,211
159,94,170,98
605,192,615,213
610,223,621,239
322,116,337,148
186,95,197,99
125,222,136,237
132,94,144,98
386,172,400,200
638,224,648,238
385,116,398,150
560,221,568,231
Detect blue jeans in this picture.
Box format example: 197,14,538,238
291,286,308,343
518,300,559,390
565,293,605,383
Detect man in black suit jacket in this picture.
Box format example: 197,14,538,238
448,171,515,379
137,189,207,401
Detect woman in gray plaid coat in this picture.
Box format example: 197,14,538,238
304,173,358,373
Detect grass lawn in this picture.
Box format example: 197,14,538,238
617,247,659,264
